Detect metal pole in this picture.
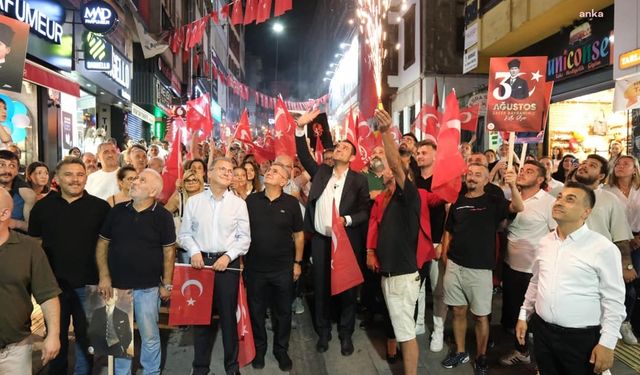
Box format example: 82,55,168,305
275,38,279,90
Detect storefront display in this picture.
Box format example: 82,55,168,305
0,81,38,165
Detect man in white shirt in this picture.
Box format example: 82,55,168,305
539,157,563,195
500,160,556,366
86,143,120,200
179,157,251,375
516,181,626,375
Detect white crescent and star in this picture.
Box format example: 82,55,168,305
460,112,472,123
181,279,204,306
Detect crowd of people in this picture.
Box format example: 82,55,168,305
0,108,637,375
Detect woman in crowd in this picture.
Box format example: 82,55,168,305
484,149,497,165
231,166,250,199
604,155,640,345
106,166,136,207
26,161,52,201
551,145,563,172
243,160,263,194
165,169,205,263
185,158,207,183
551,154,576,183
608,140,624,172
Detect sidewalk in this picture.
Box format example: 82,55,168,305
33,291,639,374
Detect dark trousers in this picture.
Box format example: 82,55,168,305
531,315,600,375
48,284,92,375
501,263,532,352
311,234,356,340
192,255,240,375
246,268,293,357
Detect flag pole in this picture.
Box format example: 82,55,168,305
520,142,528,164
108,355,114,375
507,132,516,170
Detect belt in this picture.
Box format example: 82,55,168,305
201,251,226,259
534,314,600,334
380,271,414,278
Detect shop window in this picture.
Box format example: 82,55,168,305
0,81,39,166
403,4,416,70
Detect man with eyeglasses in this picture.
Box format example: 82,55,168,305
244,162,304,371
29,158,111,375
179,157,251,375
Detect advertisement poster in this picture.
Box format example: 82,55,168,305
62,111,73,148
0,15,29,93
486,56,549,132
86,286,134,358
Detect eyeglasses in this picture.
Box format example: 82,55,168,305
215,167,234,175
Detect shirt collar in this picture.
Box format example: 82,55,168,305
125,200,158,212
205,188,232,201
552,224,590,242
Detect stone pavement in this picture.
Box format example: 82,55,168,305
34,291,639,374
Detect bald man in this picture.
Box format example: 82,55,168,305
96,169,176,374
0,188,62,374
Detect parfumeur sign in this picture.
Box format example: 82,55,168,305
81,0,118,34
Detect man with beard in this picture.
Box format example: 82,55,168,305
441,163,523,374
400,133,419,178
0,150,35,232
81,152,98,175
86,143,120,201
516,182,625,375
499,161,556,367
29,158,111,375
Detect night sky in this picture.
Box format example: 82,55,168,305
245,0,353,101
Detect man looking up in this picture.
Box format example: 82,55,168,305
86,142,120,200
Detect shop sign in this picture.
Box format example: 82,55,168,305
81,0,119,34
620,49,640,71
464,22,478,50
154,79,172,111
131,103,155,125
0,0,64,44
467,91,487,116
84,32,112,71
104,49,131,89
463,47,478,74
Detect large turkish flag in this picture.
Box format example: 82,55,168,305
168,265,215,326
237,278,255,367
331,204,364,296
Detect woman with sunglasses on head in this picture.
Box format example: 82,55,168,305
106,166,137,207
165,170,205,263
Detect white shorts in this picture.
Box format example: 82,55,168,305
381,271,421,342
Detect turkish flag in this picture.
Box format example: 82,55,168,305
432,91,466,203
359,36,378,120
186,94,211,133
273,97,297,158
210,11,219,24
412,105,440,138
357,118,380,163
345,111,365,172
274,0,292,16
231,0,244,25
237,278,255,368
169,264,215,326
460,105,480,132
432,78,440,108
244,0,258,24
233,109,253,144
159,117,184,203
220,3,230,18
331,204,364,296
183,24,191,52
256,0,272,24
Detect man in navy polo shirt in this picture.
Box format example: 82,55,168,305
96,169,176,375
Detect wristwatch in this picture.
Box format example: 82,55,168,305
294,260,303,266
162,284,173,291
626,264,634,270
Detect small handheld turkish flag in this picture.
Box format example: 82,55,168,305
237,277,255,367
169,265,214,326
331,203,364,296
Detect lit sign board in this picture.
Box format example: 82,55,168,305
81,0,119,34
0,0,64,44
84,32,112,71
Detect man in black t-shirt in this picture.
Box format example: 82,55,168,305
245,162,304,371
441,163,524,373
96,169,175,374
29,158,111,375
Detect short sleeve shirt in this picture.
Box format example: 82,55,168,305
100,201,176,289
446,193,510,269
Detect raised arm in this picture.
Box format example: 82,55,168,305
294,109,322,178
375,109,406,188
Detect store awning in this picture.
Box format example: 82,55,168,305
24,61,80,97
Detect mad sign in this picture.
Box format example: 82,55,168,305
81,0,119,34
486,56,549,132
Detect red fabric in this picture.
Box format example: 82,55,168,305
459,105,480,132
210,11,219,24
432,78,440,108
233,109,253,144
314,136,324,165
237,277,256,368
331,204,364,296
220,4,230,18
432,91,466,203
412,105,440,138
231,0,244,25
244,0,258,24
357,118,379,162
160,118,184,203
256,0,272,23
183,25,191,51
273,97,297,158
186,94,212,134
23,62,80,97
169,265,215,326
359,38,378,120
274,0,292,16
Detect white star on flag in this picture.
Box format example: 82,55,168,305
187,298,196,306
274,130,283,139
531,70,543,82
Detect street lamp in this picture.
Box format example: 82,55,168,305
273,22,284,86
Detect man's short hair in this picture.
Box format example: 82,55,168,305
271,162,291,180
97,142,116,155
586,154,609,182
524,160,548,190
564,181,596,209
55,157,86,174
417,139,437,151
0,149,18,163
208,157,234,171
467,162,488,174
402,133,418,143
341,140,357,156
129,144,147,154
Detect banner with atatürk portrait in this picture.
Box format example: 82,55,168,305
486,56,549,132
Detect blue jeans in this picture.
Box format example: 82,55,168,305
115,287,161,375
